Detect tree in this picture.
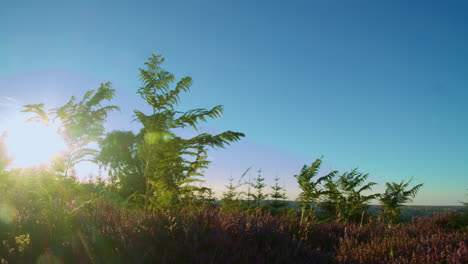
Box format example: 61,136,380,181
222,177,242,210
22,83,119,176
221,168,250,211
322,169,378,223
249,169,268,207
99,54,245,210
97,130,144,199
379,178,423,224
269,175,288,211
295,158,337,223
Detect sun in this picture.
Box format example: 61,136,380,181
3,117,65,168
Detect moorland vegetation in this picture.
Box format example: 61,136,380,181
0,55,467,263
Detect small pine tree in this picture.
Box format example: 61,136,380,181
221,177,243,211
249,169,268,207
222,177,238,201
221,168,250,211
269,176,288,210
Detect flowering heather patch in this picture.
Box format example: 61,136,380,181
1,199,467,263
335,215,468,263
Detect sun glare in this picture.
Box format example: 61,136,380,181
3,118,65,168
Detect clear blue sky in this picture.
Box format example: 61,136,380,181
1,0,467,205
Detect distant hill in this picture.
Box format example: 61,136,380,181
385,205,466,221
252,200,467,220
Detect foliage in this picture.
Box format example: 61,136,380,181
269,175,288,212
221,168,250,212
14,234,30,253
443,191,468,231
248,169,268,207
22,83,119,176
0,142,463,264
1,188,467,264
336,214,468,264
97,130,144,200
1,53,463,263
322,169,379,223
98,54,244,210
379,178,424,224
195,186,216,205
294,158,337,222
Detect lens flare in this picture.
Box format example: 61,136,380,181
3,118,65,168
0,203,17,224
